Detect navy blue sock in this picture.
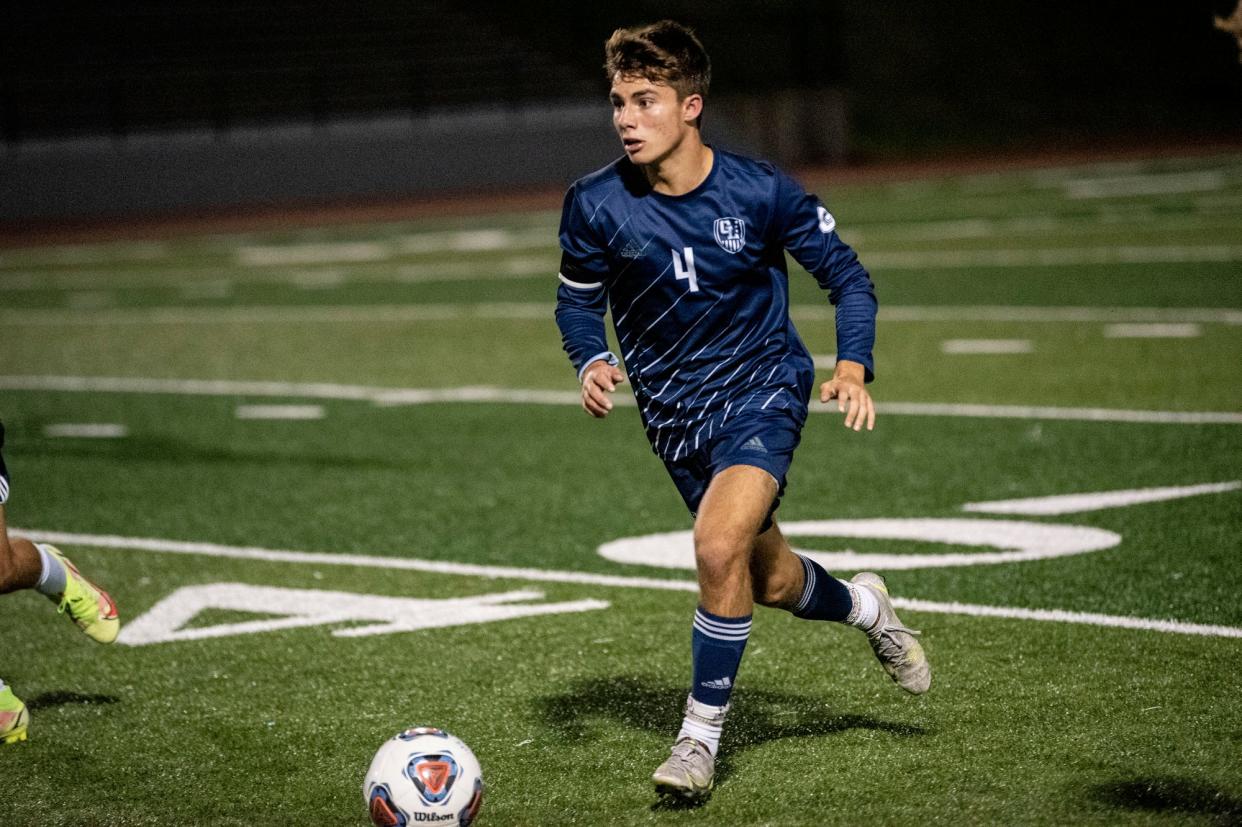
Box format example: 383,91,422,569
689,606,751,707
792,554,853,622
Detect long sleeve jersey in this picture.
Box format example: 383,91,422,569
555,148,877,461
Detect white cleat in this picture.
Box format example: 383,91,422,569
652,737,715,802
852,572,931,694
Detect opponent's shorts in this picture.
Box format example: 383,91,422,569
661,409,803,532
0,421,9,504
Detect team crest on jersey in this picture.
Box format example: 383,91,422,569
713,217,746,254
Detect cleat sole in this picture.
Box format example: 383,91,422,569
654,781,712,802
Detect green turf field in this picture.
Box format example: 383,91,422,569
1,152,1240,826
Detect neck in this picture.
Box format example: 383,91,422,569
644,134,713,196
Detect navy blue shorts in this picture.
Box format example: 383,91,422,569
662,409,803,530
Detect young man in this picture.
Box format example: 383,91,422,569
0,420,120,744
554,21,930,801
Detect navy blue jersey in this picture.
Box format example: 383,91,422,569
555,148,876,461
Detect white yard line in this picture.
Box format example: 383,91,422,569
17,528,701,593
5,243,1241,295
0,259,556,292
0,304,552,326
940,339,1033,355
0,375,384,400
42,423,129,438
15,527,1242,639
811,353,838,369
870,403,1242,425
862,245,1242,269
370,387,585,406
3,303,1241,327
1103,323,1202,338
237,242,392,266
862,306,1242,324
3,375,1240,424
394,256,550,282
895,599,1242,638
234,404,325,420
395,227,553,254
1063,171,1226,199
963,481,1242,515
234,229,557,266
846,212,1242,243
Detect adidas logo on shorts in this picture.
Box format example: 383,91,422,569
741,436,767,453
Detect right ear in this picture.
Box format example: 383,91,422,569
681,93,703,125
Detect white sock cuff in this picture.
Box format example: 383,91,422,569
33,543,69,599
685,695,729,724
678,718,723,757
842,580,880,630
35,544,54,588
679,694,729,757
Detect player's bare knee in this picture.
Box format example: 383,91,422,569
693,534,749,583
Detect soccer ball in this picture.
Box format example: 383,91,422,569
363,727,484,826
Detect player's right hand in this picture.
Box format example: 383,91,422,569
581,360,626,418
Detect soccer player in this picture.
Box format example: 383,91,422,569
0,420,120,744
554,21,930,801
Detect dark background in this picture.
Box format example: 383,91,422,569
3,1,1238,154
1,1,1239,223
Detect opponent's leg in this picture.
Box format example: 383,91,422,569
0,422,38,593
750,522,930,695
653,465,773,802
0,517,42,594
0,425,118,642
0,678,29,744
39,544,119,644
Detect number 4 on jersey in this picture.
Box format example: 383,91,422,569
672,247,699,293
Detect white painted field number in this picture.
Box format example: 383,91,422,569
119,584,608,646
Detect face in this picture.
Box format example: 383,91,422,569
609,74,701,167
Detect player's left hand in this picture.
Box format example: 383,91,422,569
820,360,875,432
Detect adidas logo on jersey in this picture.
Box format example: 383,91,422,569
620,238,644,259
699,677,732,691
741,436,767,453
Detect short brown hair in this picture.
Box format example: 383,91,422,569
603,20,711,100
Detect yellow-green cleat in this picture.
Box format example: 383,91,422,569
44,545,119,644
0,687,29,744
852,571,931,695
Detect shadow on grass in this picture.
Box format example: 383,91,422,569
650,794,710,813
26,691,119,710
537,675,926,808
1089,777,1242,825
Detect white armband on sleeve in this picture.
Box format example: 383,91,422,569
558,272,605,290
